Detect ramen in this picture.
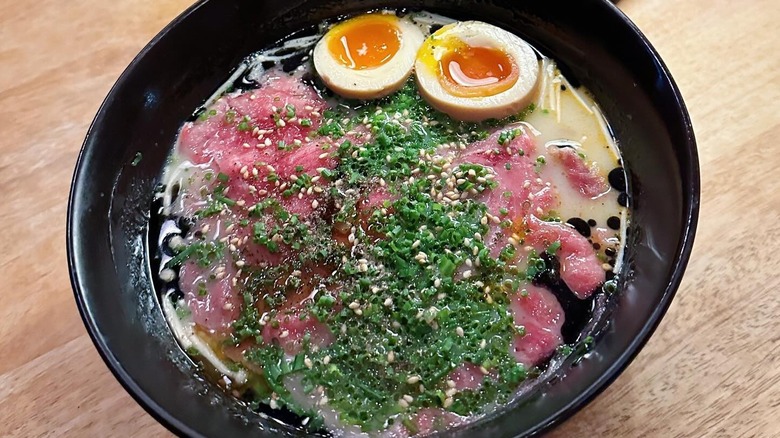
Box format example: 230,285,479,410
154,10,628,437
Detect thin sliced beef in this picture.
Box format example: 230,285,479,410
548,146,609,198
177,70,338,218
262,311,334,355
454,129,557,257
411,408,467,436
526,215,606,298
175,72,353,331
447,362,485,391
179,260,240,332
510,283,564,367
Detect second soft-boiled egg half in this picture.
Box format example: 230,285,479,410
415,21,541,122
313,13,425,99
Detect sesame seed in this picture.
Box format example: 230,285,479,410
235,260,245,267
387,351,395,363
168,235,184,250
384,297,393,307
443,397,454,408
323,355,331,365
480,366,489,375
434,278,441,288
403,394,414,403
456,327,464,337
159,268,176,282
312,200,319,209
304,357,313,369
398,398,409,409
462,270,472,279
406,376,421,384
348,301,360,310
279,330,289,339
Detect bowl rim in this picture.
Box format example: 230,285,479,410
67,0,700,436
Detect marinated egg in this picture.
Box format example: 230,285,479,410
313,13,425,99
415,21,540,121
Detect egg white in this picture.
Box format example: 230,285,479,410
415,21,541,122
313,14,425,100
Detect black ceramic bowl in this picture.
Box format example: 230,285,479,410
67,0,698,436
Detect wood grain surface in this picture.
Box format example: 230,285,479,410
1,0,778,436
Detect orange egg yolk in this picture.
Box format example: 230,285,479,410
438,44,518,97
327,15,401,70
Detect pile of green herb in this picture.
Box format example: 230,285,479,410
170,80,572,432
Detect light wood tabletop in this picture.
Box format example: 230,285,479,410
1,0,778,436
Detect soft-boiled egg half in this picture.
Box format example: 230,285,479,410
415,21,540,122
313,13,425,99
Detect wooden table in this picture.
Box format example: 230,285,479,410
1,0,778,436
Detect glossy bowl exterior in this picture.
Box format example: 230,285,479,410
67,0,699,436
